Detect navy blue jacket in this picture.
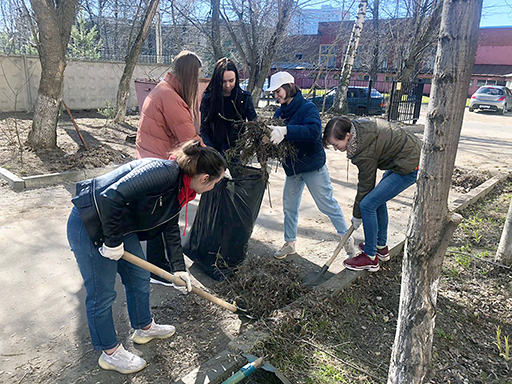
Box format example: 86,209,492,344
274,91,326,176
71,159,186,271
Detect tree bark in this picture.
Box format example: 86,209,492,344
369,0,379,81
333,0,367,113
113,0,160,124
211,0,222,60
388,1,483,383
27,0,78,150
496,197,512,266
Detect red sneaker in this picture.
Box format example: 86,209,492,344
343,252,380,272
358,243,390,261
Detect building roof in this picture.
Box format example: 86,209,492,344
472,64,512,76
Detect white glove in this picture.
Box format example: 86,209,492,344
99,243,124,260
269,125,287,144
351,217,362,230
174,271,192,292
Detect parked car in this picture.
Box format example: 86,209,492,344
469,85,512,115
309,86,386,115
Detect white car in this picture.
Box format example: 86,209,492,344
469,85,512,115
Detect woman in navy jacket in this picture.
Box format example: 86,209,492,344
267,71,354,259
67,141,226,374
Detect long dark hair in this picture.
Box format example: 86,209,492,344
173,140,227,178
204,58,242,125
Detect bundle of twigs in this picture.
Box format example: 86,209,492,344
224,118,297,183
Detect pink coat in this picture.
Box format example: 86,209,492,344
136,73,201,159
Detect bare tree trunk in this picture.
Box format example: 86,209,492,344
27,0,78,150
388,1,483,383
333,0,367,113
369,0,379,81
496,197,512,266
113,0,160,124
211,0,222,60
155,7,162,64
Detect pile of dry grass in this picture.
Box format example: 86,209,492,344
215,255,310,319
224,119,297,182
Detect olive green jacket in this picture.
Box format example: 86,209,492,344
350,119,421,219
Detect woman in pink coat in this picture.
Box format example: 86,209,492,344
136,50,202,159
136,50,203,282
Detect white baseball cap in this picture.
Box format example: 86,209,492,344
267,71,295,92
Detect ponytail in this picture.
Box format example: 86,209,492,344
173,140,227,178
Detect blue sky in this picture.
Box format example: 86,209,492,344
480,0,512,26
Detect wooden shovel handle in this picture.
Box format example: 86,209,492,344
324,225,355,268
122,251,238,313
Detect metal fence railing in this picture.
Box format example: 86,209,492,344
387,81,424,124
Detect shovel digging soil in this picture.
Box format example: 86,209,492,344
122,251,256,319
303,225,355,286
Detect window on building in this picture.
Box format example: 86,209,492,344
356,74,370,81
295,52,303,60
497,80,506,86
320,55,337,68
469,79,474,86
476,79,486,86
320,44,337,55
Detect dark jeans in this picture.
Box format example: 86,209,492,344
361,169,418,257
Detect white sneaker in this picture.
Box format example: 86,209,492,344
274,242,296,260
131,319,176,345
343,236,355,258
98,344,147,374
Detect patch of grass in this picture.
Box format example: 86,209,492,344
436,328,454,341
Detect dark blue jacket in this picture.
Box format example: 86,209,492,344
274,91,325,176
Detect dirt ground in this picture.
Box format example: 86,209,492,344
1,107,512,383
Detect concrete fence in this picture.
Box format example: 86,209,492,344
0,54,172,112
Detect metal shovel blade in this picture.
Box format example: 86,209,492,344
303,226,355,286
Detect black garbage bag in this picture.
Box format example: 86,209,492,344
183,167,267,280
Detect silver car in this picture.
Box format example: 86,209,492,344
469,85,512,115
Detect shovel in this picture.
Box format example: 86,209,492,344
303,225,355,286
122,251,255,319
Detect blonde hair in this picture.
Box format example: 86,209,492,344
173,140,227,178
172,51,202,119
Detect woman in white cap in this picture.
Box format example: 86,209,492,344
267,71,354,259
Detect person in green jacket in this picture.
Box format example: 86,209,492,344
323,116,421,272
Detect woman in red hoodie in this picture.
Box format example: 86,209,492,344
136,50,203,283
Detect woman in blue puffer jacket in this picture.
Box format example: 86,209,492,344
267,71,354,260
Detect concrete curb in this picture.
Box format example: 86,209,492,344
0,165,119,190
176,170,512,383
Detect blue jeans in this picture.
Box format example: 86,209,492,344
360,169,418,257
283,165,349,242
67,207,152,351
